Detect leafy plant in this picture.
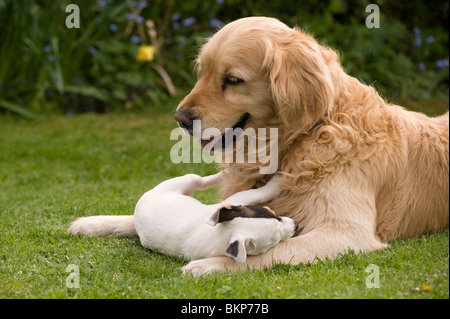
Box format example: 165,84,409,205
0,0,176,115
0,0,448,117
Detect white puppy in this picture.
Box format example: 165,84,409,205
69,172,298,264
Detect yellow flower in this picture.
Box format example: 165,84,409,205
136,45,155,62
421,283,432,291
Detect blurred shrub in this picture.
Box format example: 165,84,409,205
0,0,448,117
0,0,177,115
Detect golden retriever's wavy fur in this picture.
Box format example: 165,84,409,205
178,17,449,275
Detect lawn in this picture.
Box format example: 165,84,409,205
0,100,448,299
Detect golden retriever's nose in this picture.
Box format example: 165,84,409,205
174,109,195,135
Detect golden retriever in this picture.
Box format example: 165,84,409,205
175,17,449,275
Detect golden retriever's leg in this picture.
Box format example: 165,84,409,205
182,225,387,275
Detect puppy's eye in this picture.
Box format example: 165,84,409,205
222,76,243,90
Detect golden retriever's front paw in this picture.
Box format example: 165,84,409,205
182,257,236,276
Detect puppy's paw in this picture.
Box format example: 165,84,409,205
68,217,90,236
182,257,237,276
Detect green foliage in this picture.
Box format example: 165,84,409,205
0,0,172,115
292,0,449,100
0,0,448,117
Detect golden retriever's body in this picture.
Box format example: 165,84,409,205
176,17,449,275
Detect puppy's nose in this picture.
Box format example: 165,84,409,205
174,109,194,135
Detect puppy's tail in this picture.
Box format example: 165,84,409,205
69,215,137,237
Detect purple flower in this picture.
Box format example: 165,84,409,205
43,45,51,53
130,35,141,43
413,27,422,48
88,46,98,56
413,35,422,48
125,13,145,23
136,16,145,24
171,13,181,22
47,55,55,62
181,17,196,27
138,1,149,9
425,36,435,44
98,0,106,7
436,59,449,68
216,0,225,4
109,24,118,31
209,18,224,28
418,62,426,71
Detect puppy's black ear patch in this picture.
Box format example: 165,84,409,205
207,205,239,226
216,205,246,223
208,205,280,226
225,234,247,263
226,240,239,258
245,205,280,220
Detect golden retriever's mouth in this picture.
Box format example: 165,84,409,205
200,113,250,151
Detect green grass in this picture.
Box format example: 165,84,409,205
0,102,448,299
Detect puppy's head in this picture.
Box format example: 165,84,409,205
175,16,337,150
208,204,298,263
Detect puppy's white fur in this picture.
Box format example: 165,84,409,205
69,172,297,264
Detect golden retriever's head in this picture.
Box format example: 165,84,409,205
175,16,337,150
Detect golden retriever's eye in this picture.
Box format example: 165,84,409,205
222,76,243,90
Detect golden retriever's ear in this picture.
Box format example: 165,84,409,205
265,29,335,133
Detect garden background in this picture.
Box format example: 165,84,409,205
0,0,448,299
0,0,448,116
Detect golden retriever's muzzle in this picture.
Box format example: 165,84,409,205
174,109,251,150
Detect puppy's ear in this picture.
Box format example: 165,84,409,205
265,29,335,134
225,234,252,264
207,205,244,226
